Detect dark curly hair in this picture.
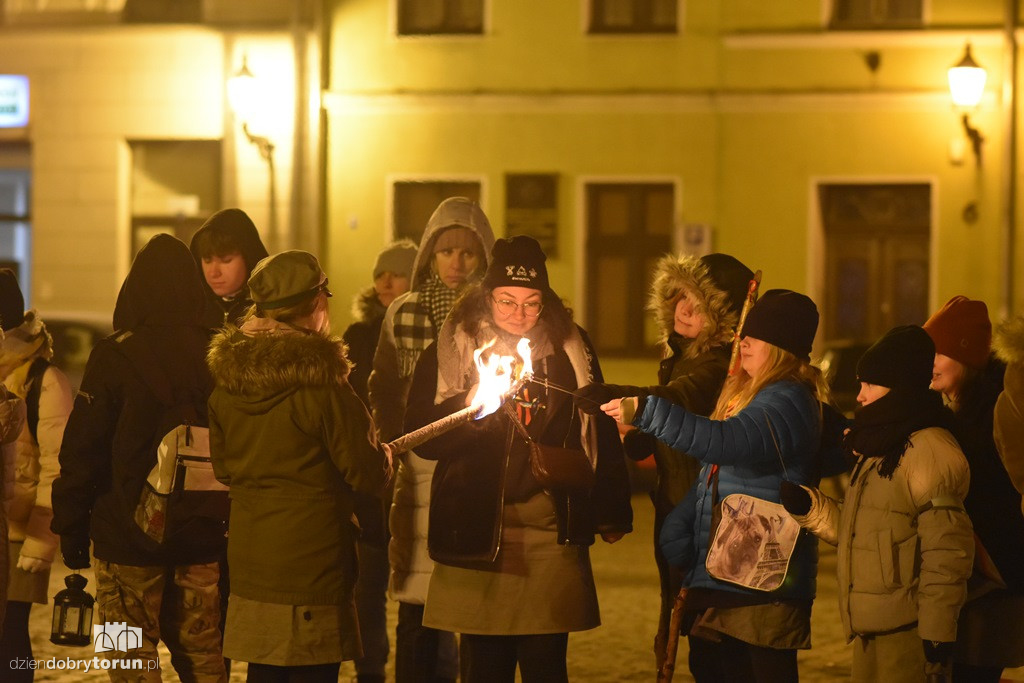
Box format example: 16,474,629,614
448,283,575,346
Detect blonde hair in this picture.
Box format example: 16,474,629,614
243,291,331,335
711,343,831,420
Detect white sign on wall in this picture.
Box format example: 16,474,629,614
0,76,29,128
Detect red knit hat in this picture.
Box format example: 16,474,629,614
923,295,991,370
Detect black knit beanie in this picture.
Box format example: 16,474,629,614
740,289,818,361
482,236,550,292
0,268,25,331
856,325,935,390
700,253,754,316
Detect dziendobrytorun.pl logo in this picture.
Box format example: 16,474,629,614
8,621,160,673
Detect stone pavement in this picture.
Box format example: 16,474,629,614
24,493,1024,681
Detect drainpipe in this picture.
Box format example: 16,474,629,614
1002,0,1018,317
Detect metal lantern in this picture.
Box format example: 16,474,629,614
50,573,94,646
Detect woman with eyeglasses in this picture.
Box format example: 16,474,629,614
403,235,633,683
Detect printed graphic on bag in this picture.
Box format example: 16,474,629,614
133,424,228,548
705,493,800,592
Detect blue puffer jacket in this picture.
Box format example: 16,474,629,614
634,380,824,601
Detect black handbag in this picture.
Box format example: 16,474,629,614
503,403,595,492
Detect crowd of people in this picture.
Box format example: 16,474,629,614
0,195,1019,683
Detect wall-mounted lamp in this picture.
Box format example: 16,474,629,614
948,43,987,167
227,54,274,162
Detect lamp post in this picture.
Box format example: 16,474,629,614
948,43,987,167
227,54,277,249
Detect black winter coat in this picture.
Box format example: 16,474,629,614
52,234,216,566
406,329,633,566
952,358,1024,592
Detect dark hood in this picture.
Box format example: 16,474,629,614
188,208,270,297
113,233,205,330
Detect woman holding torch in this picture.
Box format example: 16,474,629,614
404,235,633,682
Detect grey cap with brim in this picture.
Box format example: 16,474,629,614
248,250,330,310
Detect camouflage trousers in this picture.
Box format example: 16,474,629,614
94,560,227,683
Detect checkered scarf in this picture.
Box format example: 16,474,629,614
392,273,461,377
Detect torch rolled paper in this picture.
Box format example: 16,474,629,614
386,375,530,455
386,404,481,455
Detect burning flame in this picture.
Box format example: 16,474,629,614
471,337,533,418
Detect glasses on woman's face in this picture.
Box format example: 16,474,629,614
491,296,544,318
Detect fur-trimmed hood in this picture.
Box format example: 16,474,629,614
648,253,751,359
351,286,386,323
207,323,351,401
994,314,1024,365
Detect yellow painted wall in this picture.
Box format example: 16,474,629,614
324,0,1024,366
0,27,225,315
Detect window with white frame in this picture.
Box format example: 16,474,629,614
585,182,674,356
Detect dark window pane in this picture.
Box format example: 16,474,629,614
830,0,922,29
590,0,677,34
393,181,482,244
398,0,484,35
836,257,869,339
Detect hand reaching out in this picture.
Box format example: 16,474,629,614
601,398,624,422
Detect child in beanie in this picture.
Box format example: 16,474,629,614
603,289,840,680
781,325,973,682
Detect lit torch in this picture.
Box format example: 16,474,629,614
387,337,533,455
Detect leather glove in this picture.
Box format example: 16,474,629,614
622,429,657,462
16,554,52,574
573,384,621,415
922,640,954,665
779,480,812,516
60,535,91,570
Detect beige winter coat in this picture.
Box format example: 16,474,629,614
0,384,26,621
793,428,974,643
2,356,72,564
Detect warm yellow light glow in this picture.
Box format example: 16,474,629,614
471,337,533,418
227,54,259,120
948,44,986,108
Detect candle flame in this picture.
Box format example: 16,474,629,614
471,337,533,418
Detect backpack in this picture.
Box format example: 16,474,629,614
114,332,229,561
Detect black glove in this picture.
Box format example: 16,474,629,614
622,429,657,462
779,480,812,516
922,640,954,665
61,535,91,570
574,383,647,415
573,383,620,415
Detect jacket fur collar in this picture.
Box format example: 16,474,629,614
994,314,1024,365
648,254,739,360
207,323,350,396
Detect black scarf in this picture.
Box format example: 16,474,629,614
844,387,952,479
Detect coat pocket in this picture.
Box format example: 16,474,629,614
878,527,917,589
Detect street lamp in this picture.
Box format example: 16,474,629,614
227,53,277,248
948,43,987,167
227,54,275,162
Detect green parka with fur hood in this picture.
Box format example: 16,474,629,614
994,314,1024,515
207,320,392,610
